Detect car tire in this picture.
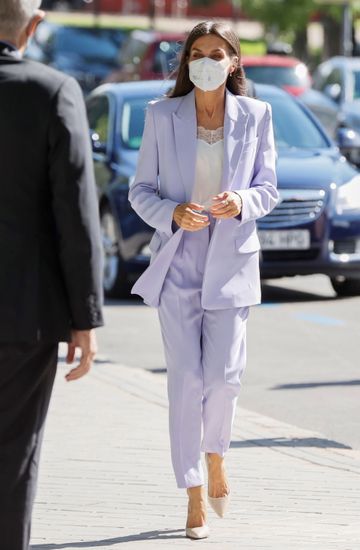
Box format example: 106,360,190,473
101,206,129,298
330,276,360,297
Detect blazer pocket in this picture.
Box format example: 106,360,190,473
148,231,162,253
242,136,259,155
235,233,261,254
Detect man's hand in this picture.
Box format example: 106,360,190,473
173,202,210,231
209,192,242,219
65,329,98,382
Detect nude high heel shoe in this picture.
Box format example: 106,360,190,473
185,489,210,539
185,525,210,540
205,453,230,518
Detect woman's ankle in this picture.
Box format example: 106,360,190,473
187,485,205,498
206,452,224,464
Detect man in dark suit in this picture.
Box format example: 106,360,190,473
0,1,104,548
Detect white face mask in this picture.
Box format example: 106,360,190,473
189,57,230,92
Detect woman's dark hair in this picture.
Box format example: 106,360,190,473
169,20,247,98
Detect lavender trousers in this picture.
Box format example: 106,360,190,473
158,218,249,489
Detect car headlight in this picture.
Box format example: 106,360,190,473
336,175,360,214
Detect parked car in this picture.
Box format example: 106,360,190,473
105,29,185,83
25,21,127,94
243,55,312,96
86,81,360,298
312,56,360,132
296,88,360,166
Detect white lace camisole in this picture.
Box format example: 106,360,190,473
191,126,224,211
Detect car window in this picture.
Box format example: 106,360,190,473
262,95,329,149
324,68,342,87
312,65,330,91
244,65,309,87
87,95,110,144
152,40,182,75
56,28,123,63
35,24,124,65
119,37,148,66
120,91,329,151
350,70,360,99
120,98,149,149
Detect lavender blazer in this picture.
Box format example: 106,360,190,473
128,88,278,309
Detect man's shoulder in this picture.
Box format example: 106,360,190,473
16,58,76,96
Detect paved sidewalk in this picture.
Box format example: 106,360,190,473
31,355,360,550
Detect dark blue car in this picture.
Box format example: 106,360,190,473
86,81,360,298
26,22,126,94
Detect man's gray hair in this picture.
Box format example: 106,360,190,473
0,0,42,38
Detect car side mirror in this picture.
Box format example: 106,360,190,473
90,131,107,154
337,126,360,166
324,83,341,103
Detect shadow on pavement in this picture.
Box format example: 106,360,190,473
31,529,185,549
261,283,336,304
57,356,116,365
272,379,360,390
230,437,351,450
104,296,144,307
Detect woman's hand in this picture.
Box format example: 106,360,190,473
209,191,242,219
173,202,210,232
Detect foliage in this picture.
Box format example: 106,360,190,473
240,39,267,55
238,0,317,33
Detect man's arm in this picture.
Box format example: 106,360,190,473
48,76,104,332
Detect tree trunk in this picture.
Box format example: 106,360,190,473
322,15,342,60
293,28,309,63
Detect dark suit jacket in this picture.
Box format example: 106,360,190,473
0,43,104,343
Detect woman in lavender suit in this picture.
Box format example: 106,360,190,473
129,20,278,539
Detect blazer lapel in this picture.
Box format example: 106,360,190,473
172,90,197,201
172,89,250,200
221,89,249,191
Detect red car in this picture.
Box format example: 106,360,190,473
106,29,186,83
242,55,312,96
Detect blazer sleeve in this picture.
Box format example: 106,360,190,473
235,102,279,223
48,76,104,330
128,102,179,236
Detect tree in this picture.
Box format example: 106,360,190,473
238,0,317,35
237,0,360,60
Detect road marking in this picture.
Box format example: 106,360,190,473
294,313,346,326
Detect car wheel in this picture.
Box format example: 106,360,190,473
101,206,128,298
330,276,360,297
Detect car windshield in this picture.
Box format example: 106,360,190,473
120,92,329,151
121,97,152,149
39,26,125,64
262,94,329,149
245,65,308,87
153,40,182,75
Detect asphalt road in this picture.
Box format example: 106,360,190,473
97,274,360,450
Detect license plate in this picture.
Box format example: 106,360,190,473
258,230,311,250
